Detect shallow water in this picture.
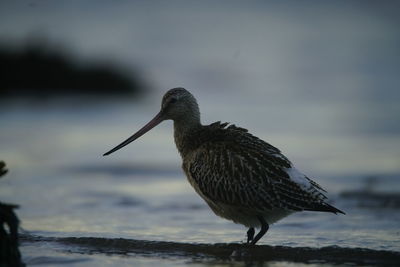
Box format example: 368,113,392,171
1,98,400,266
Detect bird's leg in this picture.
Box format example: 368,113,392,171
250,216,269,245
246,227,255,244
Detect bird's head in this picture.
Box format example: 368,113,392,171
161,87,200,122
103,87,200,156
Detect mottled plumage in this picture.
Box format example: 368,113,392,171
104,87,344,245
178,121,342,226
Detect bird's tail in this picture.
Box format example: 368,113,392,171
305,202,345,215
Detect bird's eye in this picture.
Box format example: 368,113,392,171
169,98,177,104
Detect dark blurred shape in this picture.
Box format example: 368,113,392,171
0,161,25,267
0,161,7,176
0,42,145,98
341,176,400,209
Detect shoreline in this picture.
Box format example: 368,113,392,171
21,234,400,266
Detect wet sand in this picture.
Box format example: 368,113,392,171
21,234,400,266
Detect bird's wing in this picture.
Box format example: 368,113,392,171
185,127,336,213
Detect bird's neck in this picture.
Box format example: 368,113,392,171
173,117,202,157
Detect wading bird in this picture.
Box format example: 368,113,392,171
103,88,344,245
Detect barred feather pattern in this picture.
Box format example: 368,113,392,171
177,122,335,227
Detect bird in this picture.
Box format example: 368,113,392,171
103,87,345,245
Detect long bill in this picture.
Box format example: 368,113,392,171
103,111,164,156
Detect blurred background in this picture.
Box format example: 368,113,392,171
0,0,400,265
1,0,399,175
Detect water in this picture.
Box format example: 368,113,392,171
1,98,400,266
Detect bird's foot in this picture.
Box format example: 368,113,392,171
246,227,255,244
